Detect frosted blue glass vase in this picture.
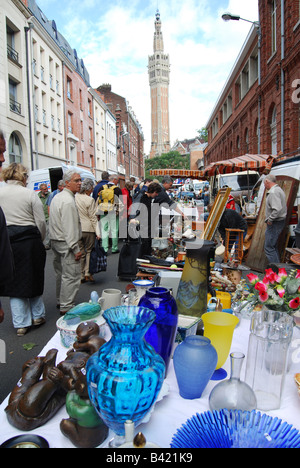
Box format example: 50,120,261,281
173,336,218,399
138,287,178,372
86,306,165,444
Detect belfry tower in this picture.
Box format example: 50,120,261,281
148,10,170,158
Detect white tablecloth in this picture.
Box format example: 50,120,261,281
0,318,300,448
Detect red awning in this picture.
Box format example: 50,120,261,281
203,154,277,177
149,169,206,179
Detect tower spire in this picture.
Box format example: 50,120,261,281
148,11,170,158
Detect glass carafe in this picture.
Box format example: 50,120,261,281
209,352,257,411
245,308,294,411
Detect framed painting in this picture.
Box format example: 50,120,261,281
201,187,231,240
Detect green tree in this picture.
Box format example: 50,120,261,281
145,151,190,179
197,127,208,142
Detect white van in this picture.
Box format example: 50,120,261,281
27,164,96,192
210,170,260,199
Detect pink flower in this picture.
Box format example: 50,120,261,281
247,273,259,284
276,286,285,298
255,282,268,293
264,269,280,284
289,297,300,309
259,290,269,302
278,268,288,279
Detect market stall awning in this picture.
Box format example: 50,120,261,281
203,154,278,177
149,169,206,179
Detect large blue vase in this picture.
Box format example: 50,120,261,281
138,287,178,372
173,335,218,399
86,306,165,437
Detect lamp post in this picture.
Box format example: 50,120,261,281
222,12,262,153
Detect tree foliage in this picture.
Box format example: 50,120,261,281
145,151,190,179
197,127,208,142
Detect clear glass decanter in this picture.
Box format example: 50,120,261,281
209,352,257,412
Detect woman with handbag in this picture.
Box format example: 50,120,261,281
75,178,101,283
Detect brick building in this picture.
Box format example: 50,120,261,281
205,1,300,166
97,84,144,180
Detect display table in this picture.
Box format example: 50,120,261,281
0,318,300,449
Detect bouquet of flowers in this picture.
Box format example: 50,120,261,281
246,268,300,314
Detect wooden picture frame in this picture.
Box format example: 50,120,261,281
246,175,299,271
201,187,231,240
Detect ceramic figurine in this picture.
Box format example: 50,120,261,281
59,321,108,448
5,349,66,431
72,321,106,355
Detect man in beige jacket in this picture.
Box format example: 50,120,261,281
49,170,82,315
75,178,101,283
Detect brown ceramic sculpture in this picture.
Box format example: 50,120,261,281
5,321,108,446
59,321,108,448
5,348,66,431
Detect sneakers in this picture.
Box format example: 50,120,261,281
33,317,46,327
17,327,29,337
16,318,46,336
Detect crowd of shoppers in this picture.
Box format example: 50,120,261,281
0,127,289,337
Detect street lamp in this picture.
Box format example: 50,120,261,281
221,13,259,26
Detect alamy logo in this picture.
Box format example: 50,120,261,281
292,79,300,104
0,339,6,364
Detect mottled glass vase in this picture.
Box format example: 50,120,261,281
176,240,215,318
86,306,165,441
139,287,178,372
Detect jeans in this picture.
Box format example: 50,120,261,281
10,296,45,329
264,220,285,264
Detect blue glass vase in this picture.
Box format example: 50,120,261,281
138,287,178,372
173,336,218,399
86,306,165,444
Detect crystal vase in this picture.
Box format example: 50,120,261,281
209,352,257,411
86,306,165,446
245,308,294,411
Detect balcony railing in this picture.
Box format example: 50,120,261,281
10,98,21,114
7,45,19,63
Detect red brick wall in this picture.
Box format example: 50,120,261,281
205,0,300,166
97,84,144,178
64,65,95,169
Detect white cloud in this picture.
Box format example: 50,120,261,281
37,0,259,153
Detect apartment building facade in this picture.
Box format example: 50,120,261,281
0,0,32,168
97,84,144,180
205,0,300,166
1,0,142,181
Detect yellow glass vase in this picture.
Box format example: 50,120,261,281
202,312,239,379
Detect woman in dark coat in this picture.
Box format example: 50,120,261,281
0,163,46,336
0,207,14,323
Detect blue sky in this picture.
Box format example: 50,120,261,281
36,0,259,153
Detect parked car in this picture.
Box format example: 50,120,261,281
27,164,96,192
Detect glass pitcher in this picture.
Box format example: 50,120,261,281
245,308,294,411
